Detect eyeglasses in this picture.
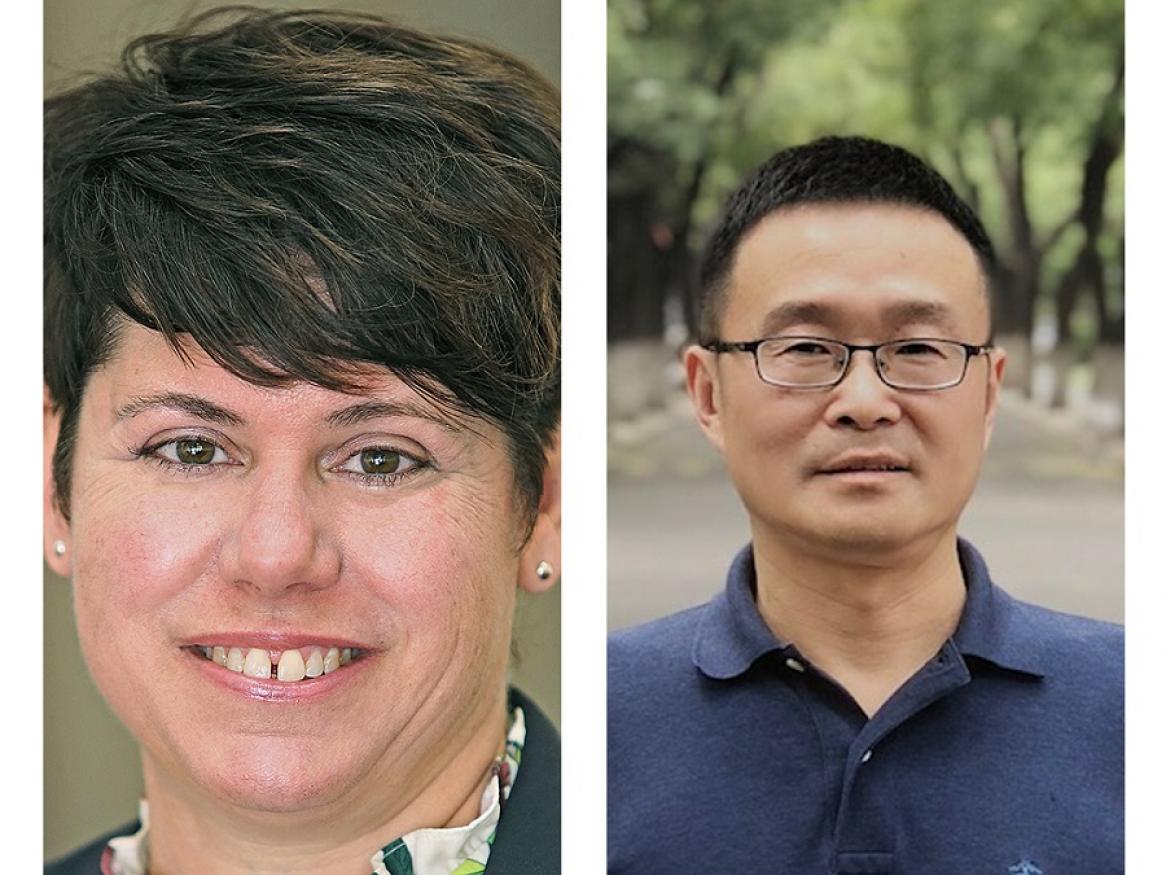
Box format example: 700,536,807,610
701,336,993,390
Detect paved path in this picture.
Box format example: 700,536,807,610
609,389,1124,630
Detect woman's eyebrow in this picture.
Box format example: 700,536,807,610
116,393,244,425
326,400,462,433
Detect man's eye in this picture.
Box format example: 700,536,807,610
156,438,228,466
338,448,422,478
895,342,946,357
781,341,833,357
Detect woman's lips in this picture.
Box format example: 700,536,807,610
182,643,375,702
189,644,360,681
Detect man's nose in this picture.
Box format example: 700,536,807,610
220,466,341,597
823,350,903,430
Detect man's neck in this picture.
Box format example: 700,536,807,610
142,691,508,875
752,528,966,717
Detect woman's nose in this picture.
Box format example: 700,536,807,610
220,468,341,598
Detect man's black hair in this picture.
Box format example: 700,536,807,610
697,136,995,339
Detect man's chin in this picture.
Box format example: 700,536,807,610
782,513,933,559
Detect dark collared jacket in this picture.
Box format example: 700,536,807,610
609,539,1123,874
46,688,559,874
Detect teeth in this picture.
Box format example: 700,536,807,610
197,644,361,680
277,649,306,682
226,647,245,671
304,647,324,678
243,648,271,679
323,647,341,674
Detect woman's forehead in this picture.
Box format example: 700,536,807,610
91,322,472,433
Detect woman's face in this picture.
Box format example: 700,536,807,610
45,323,552,815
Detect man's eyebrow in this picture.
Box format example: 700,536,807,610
758,301,839,335
325,400,462,433
880,300,959,333
116,393,245,425
758,299,959,335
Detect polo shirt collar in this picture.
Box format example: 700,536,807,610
951,538,1048,677
691,545,792,679
692,538,1048,681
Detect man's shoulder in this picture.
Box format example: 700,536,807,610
1007,593,1123,665
46,824,132,874
609,604,706,680
608,605,718,746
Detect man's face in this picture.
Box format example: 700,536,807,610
44,323,535,816
686,203,1005,562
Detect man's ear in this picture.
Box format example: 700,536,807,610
983,347,1007,450
518,428,560,593
684,345,725,452
44,387,72,577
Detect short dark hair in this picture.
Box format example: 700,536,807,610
45,7,560,535
696,135,995,339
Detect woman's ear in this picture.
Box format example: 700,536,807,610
44,387,72,577
518,429,560,593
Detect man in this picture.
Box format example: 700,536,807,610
608,137,1122,874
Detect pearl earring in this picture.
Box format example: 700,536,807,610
53,540,67,557
535,560,554,580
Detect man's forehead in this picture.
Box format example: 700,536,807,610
723,203,988,335
757,298,963,337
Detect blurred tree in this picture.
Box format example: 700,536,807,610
609,0,1124,404
889,0,1124,391
608,0,841,339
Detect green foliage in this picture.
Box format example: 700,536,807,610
610,0,1124,344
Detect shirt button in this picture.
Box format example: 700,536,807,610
861,749,873,763
784,657,806,673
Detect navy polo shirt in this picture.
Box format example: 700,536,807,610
608,539,1123,874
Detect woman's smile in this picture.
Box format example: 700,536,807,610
181,642,378,703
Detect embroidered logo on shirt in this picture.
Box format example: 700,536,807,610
1009,861,1042,875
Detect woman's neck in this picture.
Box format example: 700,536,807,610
141,691,508,875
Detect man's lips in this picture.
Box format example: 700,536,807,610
816,452,912,475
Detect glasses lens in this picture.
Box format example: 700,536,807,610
878,340,967,388
757,338,847,386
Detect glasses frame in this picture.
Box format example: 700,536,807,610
701,335,994,391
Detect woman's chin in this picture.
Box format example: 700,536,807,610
159,734,380,815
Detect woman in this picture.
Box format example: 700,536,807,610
43,8,560,874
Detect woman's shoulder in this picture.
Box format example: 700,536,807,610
45,693,560,875
46,822,137,875
488,688,560,873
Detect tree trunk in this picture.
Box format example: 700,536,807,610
1051,49,1124,359
988,115,1040,397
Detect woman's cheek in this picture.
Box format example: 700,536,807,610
353,485,517,642
76,487,226,611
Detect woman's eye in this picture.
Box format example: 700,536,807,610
338,447,423,479
156,438,229,466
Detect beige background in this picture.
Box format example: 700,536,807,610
44,0,560,859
